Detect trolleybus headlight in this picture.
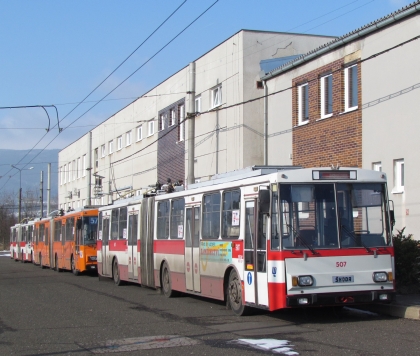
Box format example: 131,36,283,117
373,272,388,282
298,275,314,286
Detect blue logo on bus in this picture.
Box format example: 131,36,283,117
247,272,252,285
272,267,277,277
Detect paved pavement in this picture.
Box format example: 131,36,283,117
360,294,420,320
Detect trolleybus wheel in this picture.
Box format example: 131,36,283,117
55,255,61,272
113,259,123,286
228,269,249,316
161,262,175,298
21,251,24,263
39,254,45,269
71,256,79,276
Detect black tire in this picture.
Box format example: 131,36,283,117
228,269,249,316
21,251,24,263
40,254,45,269
161,262,175,298
31,252,33,264
113,259,123,286
71,256,79,276
55,255,61,272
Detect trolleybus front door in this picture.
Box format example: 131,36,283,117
128,210,139,281
102,217,110,276
244,200,269,307
185,206,201,292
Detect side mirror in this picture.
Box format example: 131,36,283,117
259,189,270,215
390,210,395,228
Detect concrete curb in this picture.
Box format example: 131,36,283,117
361,303,420,320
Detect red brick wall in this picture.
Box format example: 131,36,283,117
292,58,362,168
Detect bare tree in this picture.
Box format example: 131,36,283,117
0,191,17,250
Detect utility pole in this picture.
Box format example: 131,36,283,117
11,165,33,223
40,171,44,218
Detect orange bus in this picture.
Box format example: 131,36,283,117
52,208,99,275
33,217,52,268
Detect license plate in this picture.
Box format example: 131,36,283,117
332,275,354,283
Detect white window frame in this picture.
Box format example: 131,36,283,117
60,166,63,185
169,108,176,126
320,74,333,119
77,157,81,179
195,96,201,114
372,162,382,172
82,154,86,177
117,136,122,151
148,120,155,137
136,126,143,141
159,113,165,131
68,162,71,182
298,83,309,125
101,144,106,158
109,140,114,154
179,104,185,141
126,131,132,146
393,159,404,193
212,85,222,108
344,64,358,112
72,160,76,181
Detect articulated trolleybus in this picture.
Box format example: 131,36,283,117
10,220,35,263
97,166,395,315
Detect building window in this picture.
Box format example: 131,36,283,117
72,160,76,181
137,126,143,141
169,108,176,126
372,162,382,172
109,140,114,154
77,157,81,178
68,162,71,182
82,154,86,177
63,165,67,184
393,159,404,193
212,85,222,108
126,131,131,146
345,64,358,111
60,166,63,185
101,144,105,158
148,120,155,136
94,148,98,168
117,136,122,151
320,74,333,118
195,96,201,114
159,113,165,131
298,83,309,125
178,104,185,141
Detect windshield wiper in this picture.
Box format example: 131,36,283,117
340,224,371,253
287,224,317,255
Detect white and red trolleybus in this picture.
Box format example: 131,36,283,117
19,220,35,262
97,166,396,315
10,223,20,261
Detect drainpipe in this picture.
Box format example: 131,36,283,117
87,132,92,206
187,62,196,186
263,80,268,165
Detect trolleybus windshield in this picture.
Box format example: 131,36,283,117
337,183,391,248
82,216,98,244
279,182,391,250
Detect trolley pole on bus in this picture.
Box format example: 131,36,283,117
11,165,33,223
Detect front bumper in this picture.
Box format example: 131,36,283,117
287,290,396,307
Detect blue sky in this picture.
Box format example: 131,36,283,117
0,0,413,154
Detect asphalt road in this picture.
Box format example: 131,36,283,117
0,255,419,356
